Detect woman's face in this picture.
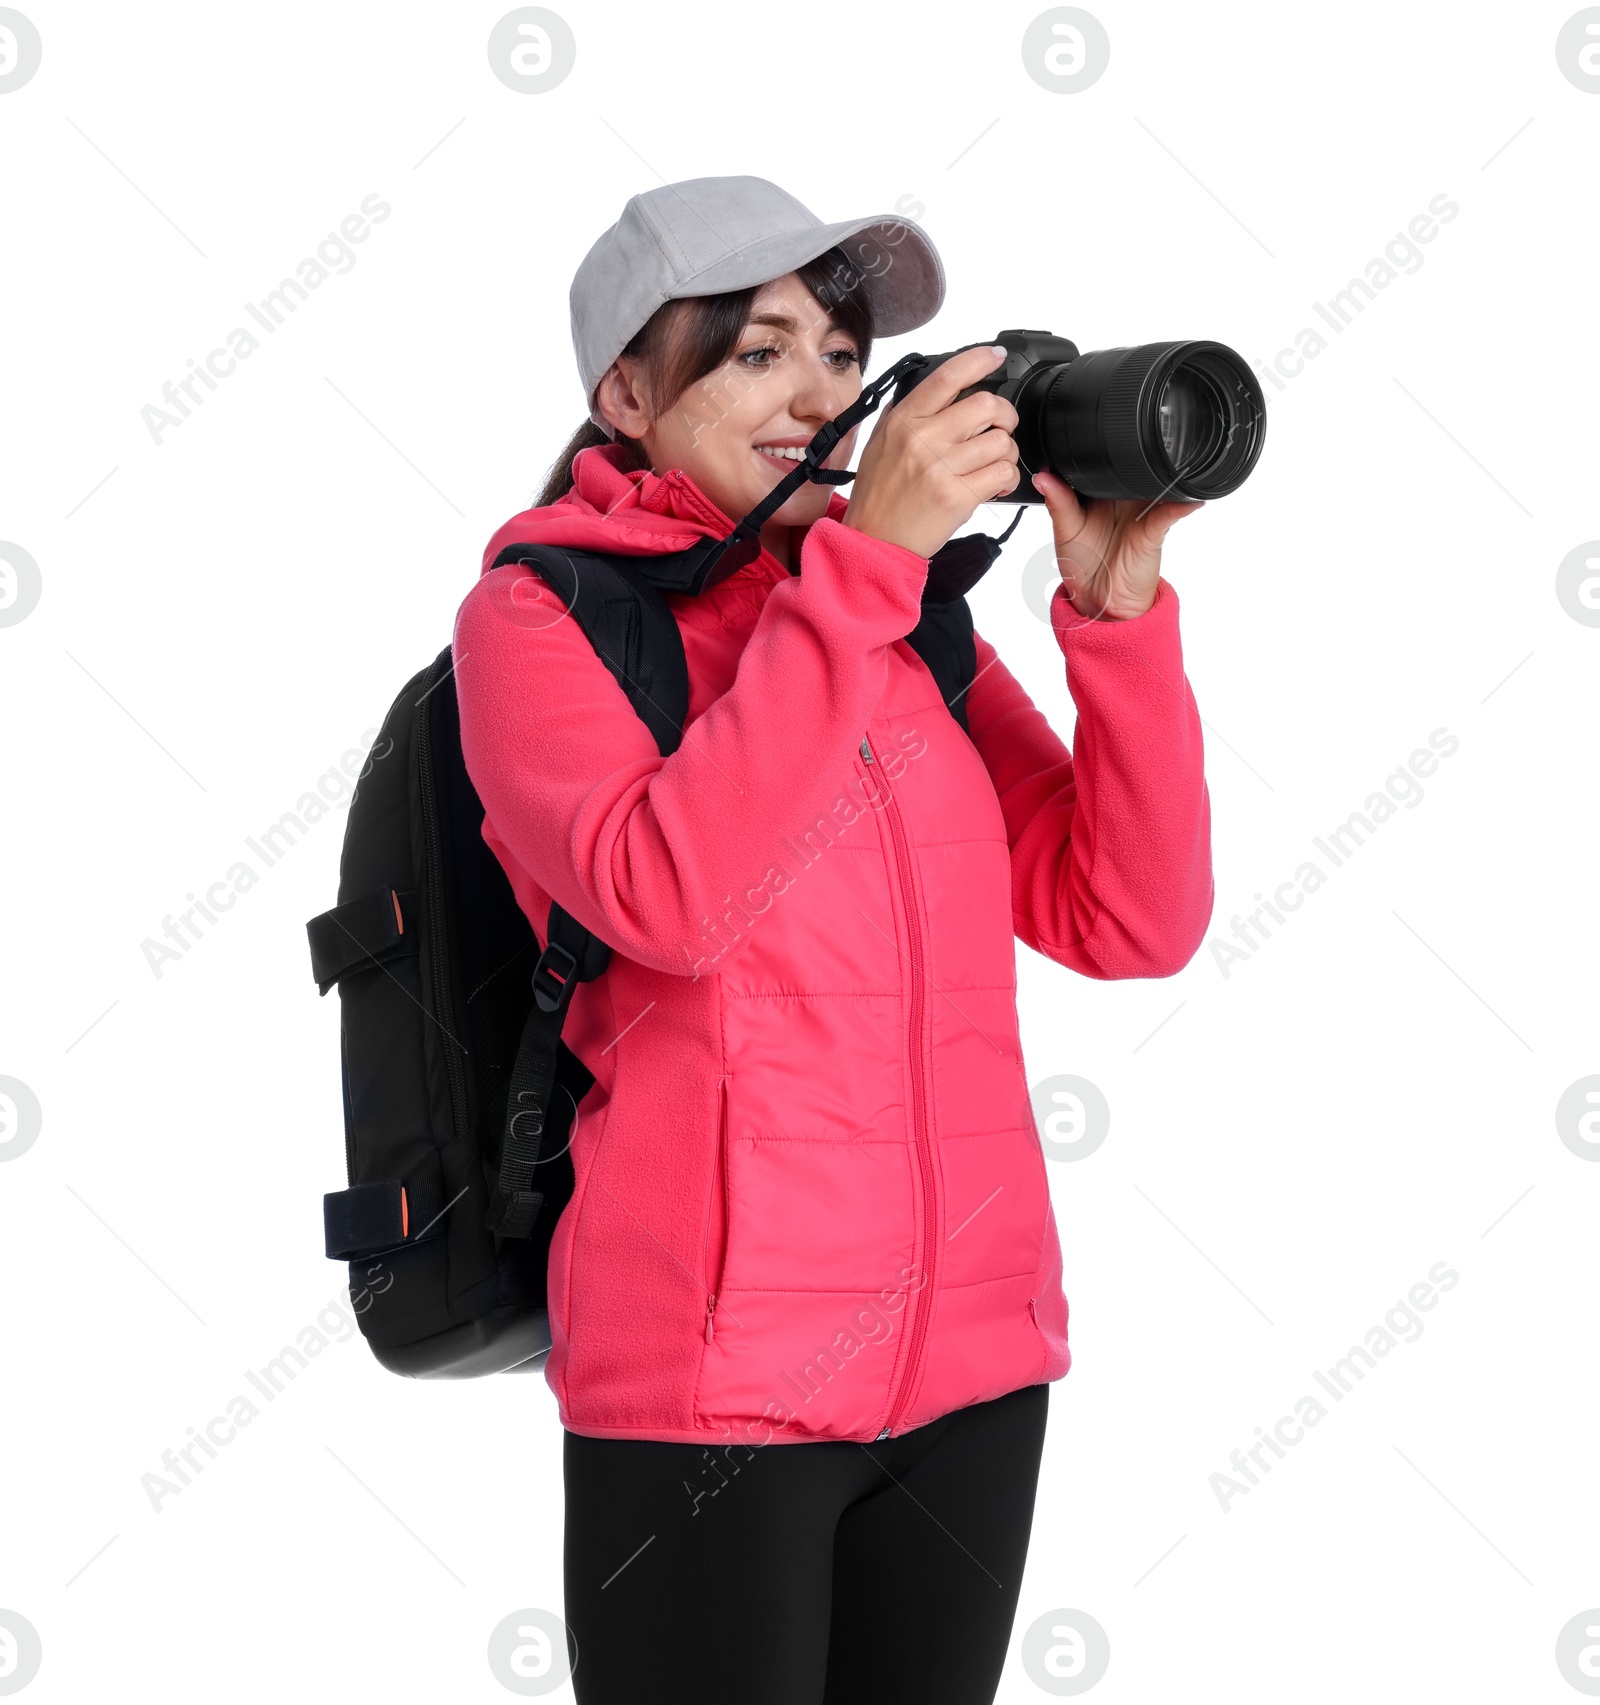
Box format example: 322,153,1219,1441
600,271,865,537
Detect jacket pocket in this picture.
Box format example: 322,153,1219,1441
703,1075,731,1343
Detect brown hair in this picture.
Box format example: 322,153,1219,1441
533,246,876,509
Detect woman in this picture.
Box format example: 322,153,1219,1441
454,177,1212,1704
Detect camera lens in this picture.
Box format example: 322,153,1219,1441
1016,340,1265,502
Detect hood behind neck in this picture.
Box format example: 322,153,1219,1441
480,441,851,584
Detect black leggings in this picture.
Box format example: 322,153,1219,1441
562,1382,1049,1704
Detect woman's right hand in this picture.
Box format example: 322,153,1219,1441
840,345,1021,561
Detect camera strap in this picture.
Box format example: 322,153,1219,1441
634,352,1025,599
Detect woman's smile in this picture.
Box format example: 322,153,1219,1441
753,437,812,468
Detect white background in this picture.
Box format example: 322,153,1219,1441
2,1,1597,1699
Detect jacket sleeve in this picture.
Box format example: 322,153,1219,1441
965,577,1213,979
452,517,928,976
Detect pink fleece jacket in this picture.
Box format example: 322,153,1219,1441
453,443,1212,1445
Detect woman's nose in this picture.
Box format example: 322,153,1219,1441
787,354,854,424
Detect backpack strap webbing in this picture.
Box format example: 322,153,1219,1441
483,544,688,1239
307,886,417,996
485,901,611,1237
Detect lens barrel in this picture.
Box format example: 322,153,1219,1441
1014,340,1265,501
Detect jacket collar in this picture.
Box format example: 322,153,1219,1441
480,442,850,587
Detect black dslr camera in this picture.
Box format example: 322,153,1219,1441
663,327,1267,598
890,329,1267,503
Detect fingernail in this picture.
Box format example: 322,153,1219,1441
990,345,1009,360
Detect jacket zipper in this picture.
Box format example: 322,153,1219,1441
415,660,470,1157
705,1075,731,1343
862,732,937,1439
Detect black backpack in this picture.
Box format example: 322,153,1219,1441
306,539,983,1377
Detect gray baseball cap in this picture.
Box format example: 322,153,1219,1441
571,175,946,437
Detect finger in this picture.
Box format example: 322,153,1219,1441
934,431,1021,496
939,426,1020,482
940,387,1021,442
1031,469,1087,538
898,343,1009,421
890,392,1014,475
1138,498,1205,543
966,457,1025,503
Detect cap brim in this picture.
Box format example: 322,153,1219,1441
667,212,945,341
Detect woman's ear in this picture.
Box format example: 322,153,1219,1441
595,359,654,441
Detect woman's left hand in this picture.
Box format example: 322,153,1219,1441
1030,469,1203,621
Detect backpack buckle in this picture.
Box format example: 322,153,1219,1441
532,941,579,1014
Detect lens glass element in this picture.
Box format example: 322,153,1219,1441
1158,367,1225,473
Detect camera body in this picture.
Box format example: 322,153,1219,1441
889,328,1267,504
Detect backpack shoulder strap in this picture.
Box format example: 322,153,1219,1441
483,541,690,1237
903,514,1030,737
904,596,978,735
488,542,688,757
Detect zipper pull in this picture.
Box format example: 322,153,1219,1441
876,1426,892,1441
860,736,874,764
705,1295,717,1344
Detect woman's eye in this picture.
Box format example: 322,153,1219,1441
736,344,860,372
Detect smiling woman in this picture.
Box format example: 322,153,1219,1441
534,247,874,569
449,175,1215,1705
